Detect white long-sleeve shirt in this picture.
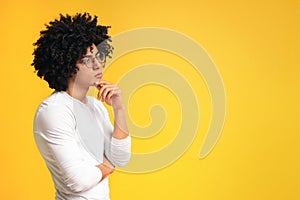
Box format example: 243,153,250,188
33,91,131,200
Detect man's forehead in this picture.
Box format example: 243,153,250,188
86,45,98,55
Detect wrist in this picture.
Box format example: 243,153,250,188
111,96,125,110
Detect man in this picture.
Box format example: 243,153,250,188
31,13,131,199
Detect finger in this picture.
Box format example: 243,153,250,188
96,83,104,90
107,88,116,101
100,86,114,103
101,86,113,100
98,82,114,94
97,91,105,102
97,91,101,100
95,80,110,91
96,83,105,100
98,84,110,101
99,80,110,85
105,86,119,104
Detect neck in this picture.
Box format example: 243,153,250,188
66,81,88,103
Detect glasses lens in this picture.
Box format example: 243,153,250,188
97,52,106,63
82,57,90,65
81,52,106,69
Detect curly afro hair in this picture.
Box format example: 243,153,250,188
31,13,113,91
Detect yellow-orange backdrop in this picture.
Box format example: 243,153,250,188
0,0,299,199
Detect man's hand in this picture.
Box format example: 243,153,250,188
96,162,114,182
96,80,124,110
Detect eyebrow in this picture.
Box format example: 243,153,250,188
83,52,100,58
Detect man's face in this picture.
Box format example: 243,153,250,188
74,44,104,88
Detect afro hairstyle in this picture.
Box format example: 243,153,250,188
31,12,113,91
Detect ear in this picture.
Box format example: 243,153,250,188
68,72,77,84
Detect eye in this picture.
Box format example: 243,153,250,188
82,57,91,65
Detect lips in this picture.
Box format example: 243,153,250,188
95,73,102,79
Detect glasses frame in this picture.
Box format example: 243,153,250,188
80,51,106,69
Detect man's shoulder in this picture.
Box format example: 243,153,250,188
34,92,75,128
36,92,73,114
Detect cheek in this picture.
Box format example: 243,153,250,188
74,70,85,83
75,70,95,84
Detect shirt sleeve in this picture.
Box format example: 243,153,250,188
108,136,131,167
34,104,102,193
95,100,131,167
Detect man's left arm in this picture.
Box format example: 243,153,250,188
97,80,131,167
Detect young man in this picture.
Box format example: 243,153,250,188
31,13,131,199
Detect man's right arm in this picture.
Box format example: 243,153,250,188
34,104,105,192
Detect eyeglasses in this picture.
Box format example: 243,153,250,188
80,52,106,69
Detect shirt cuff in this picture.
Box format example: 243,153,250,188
94,166,103,182
111,135,131,146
